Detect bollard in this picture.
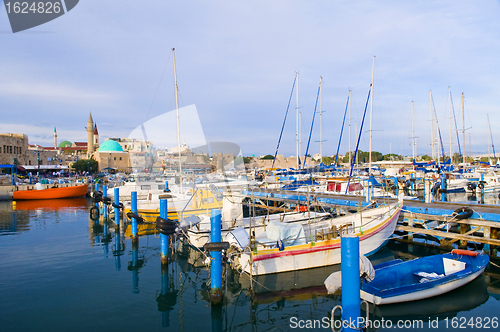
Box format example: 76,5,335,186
393,177,398,196
210,209,223,304
131,191,138,243
440,173,446,202
411,172,415,193
114,188,120,227
103,185,108,219
480,173,485,196
424,179,433,204
341,234,360,332
94,183,100,209
160,198,169,265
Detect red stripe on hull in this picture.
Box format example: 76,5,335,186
253,208,400,262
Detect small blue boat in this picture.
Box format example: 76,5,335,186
361,249,489,305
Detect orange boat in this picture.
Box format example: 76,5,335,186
13,184,89,200
14,197,88,210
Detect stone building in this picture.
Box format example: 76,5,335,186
94,139,130,172
0,133,29,165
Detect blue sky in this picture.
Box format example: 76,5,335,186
1,1,499,158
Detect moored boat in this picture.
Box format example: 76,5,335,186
360,249,489,305
13,184,89,200
229,195,403,276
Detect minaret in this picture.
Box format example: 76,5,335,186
93,123,99,150
86,113,94,157
54,127,57,149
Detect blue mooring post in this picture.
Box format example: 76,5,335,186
341,235,360,332
114,188,120,227
103,185,108,219
210,209,222,304
440,173,446,202
131,191,138,243
94,183,100,209
481,173,485,196
411,172,415,193
160,198,169,265
165,181,169,192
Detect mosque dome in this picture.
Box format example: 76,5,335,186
58,140,72,148
98,139,124,152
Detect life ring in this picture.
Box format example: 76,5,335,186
89,206,100,221
452,249,479,257
478,183,485,190
452,207,474,220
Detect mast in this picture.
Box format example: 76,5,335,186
296,72,299,168
172,48,183,193
488,113,496,161
462,92,465,171
430,90,435,161
412,101,415,165
448,87,452,163
369,56,375,173
348,89,352,167
319,77,323,163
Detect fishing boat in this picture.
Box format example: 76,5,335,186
360,249,489,305
13,184,88,200
229,195,403,276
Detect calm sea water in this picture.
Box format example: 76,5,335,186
0,197,499,331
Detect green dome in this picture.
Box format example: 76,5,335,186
98,140,124,152
59,140,72,148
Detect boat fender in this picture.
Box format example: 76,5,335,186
111,202,124,209
277,240,284,251
89,206,100,221
126,212,144,223
155,216,178,235
203,242,230,252
102,197,112,205
478,183,485,190
451,249,480,257
467,183,477,191
452,207,474,220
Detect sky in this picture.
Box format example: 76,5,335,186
1,0,500,159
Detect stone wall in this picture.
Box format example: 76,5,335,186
0,133,29,165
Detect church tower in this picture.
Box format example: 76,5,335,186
54,127,57,149
86,113,94,157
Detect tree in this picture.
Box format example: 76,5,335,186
243,156,251,164
260,155,274,160
72,158,98,174
322,156,333,165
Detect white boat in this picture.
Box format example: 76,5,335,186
360,249,489,305
228,195,403,276
465,171,500,193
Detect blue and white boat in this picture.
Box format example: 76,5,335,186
360,249,489,305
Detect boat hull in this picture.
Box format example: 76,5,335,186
13,184,88,200
360,251,489,305
361,267,486,305
240,205,401,275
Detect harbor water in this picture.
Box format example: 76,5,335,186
1,197,500,331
